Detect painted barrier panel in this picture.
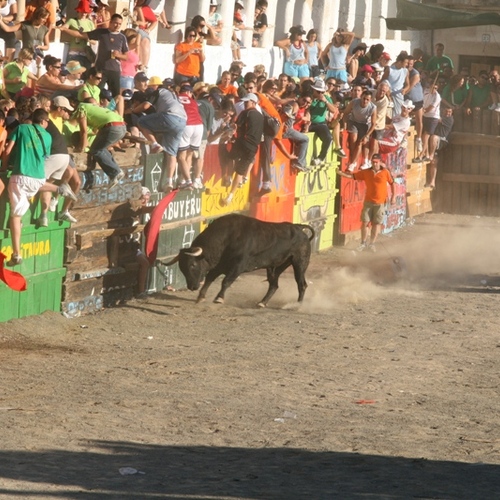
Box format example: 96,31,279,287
293,163,338,251
0,267,66,322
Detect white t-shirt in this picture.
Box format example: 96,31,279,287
0,0,16,17
423,90,441,119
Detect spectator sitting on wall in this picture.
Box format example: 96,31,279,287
464,70,492,115
137,84,187,193
375,99,413,155
369,81,390,157
223,92,264,206
280,103,308,172
133,0,158,71
405,55,424,156
426,106,454,190
232,2,246,61
207,0,223,36
192,14,220,47
383,51,409,117
337,152,396,254
343,89,378,172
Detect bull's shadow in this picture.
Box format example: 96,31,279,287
0,440,498,499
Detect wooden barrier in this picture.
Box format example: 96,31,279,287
437,108,500,216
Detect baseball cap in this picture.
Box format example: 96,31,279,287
134,72,149,82
100,89,113,101
148,76,162,86
53,95,74,111
360,64,374,73
241,93,258,103
122,88,133,101
162,77,175,88
381,52,392,60
179,83,193,93
372,153,382,160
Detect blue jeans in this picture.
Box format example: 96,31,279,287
138,112,186,156
283,128,309,167
89,124,127,178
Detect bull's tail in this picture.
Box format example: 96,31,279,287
299,225,315,242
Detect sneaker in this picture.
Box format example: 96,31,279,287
237,176,248,188
49,197,58,212
258,186,272,196
412,157,422,163
58,183,78,201
58,211,78,223
221,193,233,206
38,215,48,227
347,162,357,173
421,156,431,162
150,143,164,154
361,159,371,170
356,243,367,252
489,103,497,110
310,157,322,167
292,161,308,172
178,180,193,190
6,254,22,266
192,178,204,190
162,183,174,193
222,177,232,188
368,244,377,253
108,170,125,190
334,148,347,158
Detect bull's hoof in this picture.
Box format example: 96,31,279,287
257,302,267,308
214,297,224,304
196,297,206,304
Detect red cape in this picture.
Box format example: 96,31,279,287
0,252,27,292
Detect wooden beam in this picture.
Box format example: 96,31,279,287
442,173,500,185
449,132,500,149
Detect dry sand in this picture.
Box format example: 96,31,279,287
0,213,499,499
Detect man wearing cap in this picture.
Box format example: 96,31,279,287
124,72,155,137
352,64,376,89
223,92,264,206
308,78,338,165
280,104,307,171
59,0,96,70
137,85,187,192
38,95,81,226
374,99,414,156
337,153,395,253
73,102,127,188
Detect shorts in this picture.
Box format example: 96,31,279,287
137,112,186,156
361,201,385,225
8,175,45,217
45,154,70,180
423,116,439,135
284,61,310,79
348,120,370,138
372,129,385,140
178,123,204,151
120,75,134,89
411,100,423,111
326,68,348,84
230,143,258,176
137,28,150,40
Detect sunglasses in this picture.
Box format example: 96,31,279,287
187,34,196,38
53,66,62,69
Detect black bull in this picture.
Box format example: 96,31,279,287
159,214,315,307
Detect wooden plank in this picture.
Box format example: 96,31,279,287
479,111,491,215
76,226,144,250
449,132,500,148
406,192,433,218
442,173,500,184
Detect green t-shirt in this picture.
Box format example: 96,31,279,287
4,62,29,94
441,83,468,106
77,82,101,102
469,84,491,108
10,124,52,179
310,94,333,123
75,103,123,129
426,55,454,73
66,18,95,52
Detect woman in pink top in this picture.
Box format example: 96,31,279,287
120,29,142,92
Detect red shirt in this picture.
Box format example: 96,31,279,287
178,93,202,126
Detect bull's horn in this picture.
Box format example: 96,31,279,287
162,254,180,266
184,247,203,257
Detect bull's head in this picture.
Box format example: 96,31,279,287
163,247,208,291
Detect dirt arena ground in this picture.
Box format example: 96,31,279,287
1,213,499,500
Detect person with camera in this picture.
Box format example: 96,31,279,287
174,25,205,86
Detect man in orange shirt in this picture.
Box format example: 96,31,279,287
337,153,396,252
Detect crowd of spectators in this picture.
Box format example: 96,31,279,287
1,0,499,265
